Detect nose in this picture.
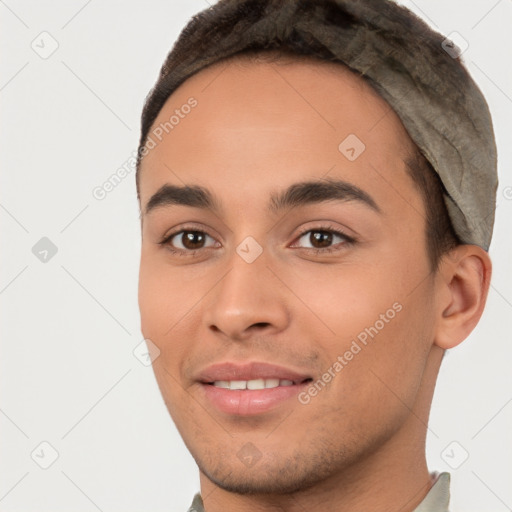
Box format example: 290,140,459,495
203,249,290,342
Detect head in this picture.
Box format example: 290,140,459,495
136,0,494,500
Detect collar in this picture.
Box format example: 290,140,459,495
412,472,451,512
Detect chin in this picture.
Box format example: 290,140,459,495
194,446,353,496
201,464,321,495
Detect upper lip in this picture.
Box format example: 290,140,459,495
196,361,312,384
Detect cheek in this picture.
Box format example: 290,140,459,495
340,287,435,423
288,260,434,395
138,251,186,350
138,250,209,379
138,257,190,412
286,262,400,341
138,254,166,339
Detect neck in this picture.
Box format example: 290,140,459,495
199,346,444,512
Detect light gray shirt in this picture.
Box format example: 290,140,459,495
186,472,451,512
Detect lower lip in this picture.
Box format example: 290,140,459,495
200,382,308,415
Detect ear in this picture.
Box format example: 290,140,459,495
434,245,492,350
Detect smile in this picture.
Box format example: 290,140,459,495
196,362,314,415
210,378,296,390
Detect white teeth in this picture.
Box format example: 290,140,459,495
247,379,265,390
212,379,296,389
230,380,247,390
265,378,280,389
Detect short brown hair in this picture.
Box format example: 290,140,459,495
405,148,460,270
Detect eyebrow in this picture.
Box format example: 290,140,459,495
144,178,380,216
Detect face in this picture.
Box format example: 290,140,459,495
138,56,440,494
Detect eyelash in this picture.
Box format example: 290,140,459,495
293,224,356,254
159,223,356,257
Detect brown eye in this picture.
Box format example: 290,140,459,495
294,229,352,251
167,230,216,251
299,229,348,249
182,231,205,249
309,231,333,248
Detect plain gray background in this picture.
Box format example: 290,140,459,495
1,1,511,511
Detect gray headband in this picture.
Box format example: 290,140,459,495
139,0,498,250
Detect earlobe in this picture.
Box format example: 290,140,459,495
434,245,492,350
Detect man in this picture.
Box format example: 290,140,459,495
135,0,497,510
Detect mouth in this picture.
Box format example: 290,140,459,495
205,378,311,390
196,362,313,416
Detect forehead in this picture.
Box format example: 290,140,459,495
138,56,421,220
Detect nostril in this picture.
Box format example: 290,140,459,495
252,322,271,329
